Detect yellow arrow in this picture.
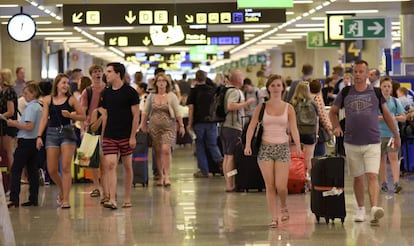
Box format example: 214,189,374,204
125,10,136,24
109,38,117,46
142,36,151,46
72,12,83,23
185,15,194,23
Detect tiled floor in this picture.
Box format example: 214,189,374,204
2,146,414,245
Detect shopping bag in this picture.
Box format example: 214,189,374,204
75,132,100,167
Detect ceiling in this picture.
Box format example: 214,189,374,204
0,0,406,66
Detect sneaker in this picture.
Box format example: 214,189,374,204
193,171,209,178
370,206,384,226
394,182,402,194
354,207,366,222
381,182,388,192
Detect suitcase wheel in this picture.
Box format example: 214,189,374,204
325,217,330,224
315,215,320,223
341,217,345,224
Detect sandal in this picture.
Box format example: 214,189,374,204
122,202,132,208
103,202,118,210
61,204,71,209
281,208,289,222
89,189,100,198
100,196,110,205
269,219,278,228
56,194,63,206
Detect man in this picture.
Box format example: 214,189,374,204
368,68,380,87
243,78,261,120
285,63,313,102
14,67,26,97
332,65,345,95
178,73,191,97
187,70,223,178
70,68,83,94
220,70,255,191
101,62,140,209
80,64,107,200
329,60,401,226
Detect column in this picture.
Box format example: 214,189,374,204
400,1,414,64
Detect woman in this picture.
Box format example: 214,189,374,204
244,75,301,228
378,77,406,193
0,68,18,192
36,74,86,208
140,73,185,186
309,79,332,157
290,81,319,183
7,83,42,207
137,82,148,117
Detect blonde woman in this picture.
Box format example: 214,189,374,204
0,68,18,193
244,75,301,228
36,74,86,208
140,73,185,186
290,81,319,181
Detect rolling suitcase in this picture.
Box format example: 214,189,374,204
234,141,265,192
288,150,306,194
133,131,149,187
310,156,346,224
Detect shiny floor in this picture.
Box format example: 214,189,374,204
3,146,414,246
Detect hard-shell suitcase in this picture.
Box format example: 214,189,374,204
288,150,306,194
133,131,149,187
310,156,346,224
234,141,265,192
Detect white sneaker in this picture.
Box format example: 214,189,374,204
370,206,384,226
354,207,366,222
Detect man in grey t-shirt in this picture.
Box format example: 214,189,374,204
329,60,401,226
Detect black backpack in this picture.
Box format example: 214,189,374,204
207,85,233,122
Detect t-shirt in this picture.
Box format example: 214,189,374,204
244,88,260,117
17,100,42,139
379,97,404,138
223,87,245,131
333,85,385,145
102,84,139,140
80,83,106,125
186,84,216,124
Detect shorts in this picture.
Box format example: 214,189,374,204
344,143,381,177
220,127,241,155
380,137,398,155
102,138,133,156
258,143,290,163
45,126,77,148
300,133,316,145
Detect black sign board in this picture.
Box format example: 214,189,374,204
63,3,286,26
104,30,244,47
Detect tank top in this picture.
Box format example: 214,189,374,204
48,97,73,127
262,104,289,144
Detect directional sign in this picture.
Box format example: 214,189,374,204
257,54,266,64
104,30,244,47
344,18,386,39
326,14,355,41
307,31,340,48
63,3,286,26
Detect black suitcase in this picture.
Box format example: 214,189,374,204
132,131,149,187
311,156,346,224
234,141,265,192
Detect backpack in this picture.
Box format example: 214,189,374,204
294,99,318,135
207,85,233,122
340,86,383,113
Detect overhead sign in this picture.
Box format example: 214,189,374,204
307,31,340,48
63,3,286,27
282,52,295,68
125,53,187,63
344,18,386,39
345,40,363,63
104,30,244,47
237,0,293,8
257,54,266,64
326,14,355,41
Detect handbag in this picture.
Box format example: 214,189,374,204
318,127,331,143
251,103,266,156
75,132,100,168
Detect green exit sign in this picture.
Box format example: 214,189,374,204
237,0,293,8
344,18,387,39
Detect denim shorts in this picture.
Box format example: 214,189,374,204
45,126,77,148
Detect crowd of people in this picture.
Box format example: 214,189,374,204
3,61,413,229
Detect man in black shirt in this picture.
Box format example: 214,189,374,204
187,70,223,178
101,62,139,209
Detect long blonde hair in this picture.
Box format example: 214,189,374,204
290,81,311,106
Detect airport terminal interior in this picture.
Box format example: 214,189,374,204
1,0,414,245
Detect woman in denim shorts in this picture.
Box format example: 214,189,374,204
244,75,301,228
36,74,85,209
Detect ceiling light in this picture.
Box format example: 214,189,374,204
286,28,324,32
244,29,263,33
293,0,313,3
36,32,73,35
89,27,134,31
323,1,331,6
36,21,52,24
37,28,65,31
350,0,409,2
286,11,294,15
0,16,12,18
392,22,400,26
96,31,105,35
228,24,271,29
0,5,18,7
295,23,325,27
44,36,83,40
277,32,307,36
245,33,255,37
311,17,326,21
326,10,379,14
56,4,63,7
189,25,207,29
269,36,303,39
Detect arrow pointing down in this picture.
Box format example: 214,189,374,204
125,11,136,24
367,21,383,35
142,36,151,46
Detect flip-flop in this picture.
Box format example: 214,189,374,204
122,202,132,208
104,202,118,210
61,204,71,209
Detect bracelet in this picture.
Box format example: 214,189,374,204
37,136,42,138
